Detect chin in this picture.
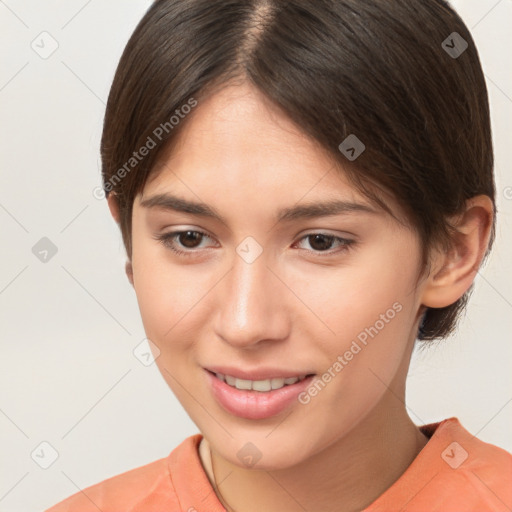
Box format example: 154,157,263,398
210,431,317,472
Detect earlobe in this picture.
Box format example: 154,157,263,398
421,195,493,309
125,261,134,286
107,192,121,225
107,193,134,287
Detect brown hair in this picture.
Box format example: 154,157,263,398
100,0,496,341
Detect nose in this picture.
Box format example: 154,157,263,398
214,247,290,350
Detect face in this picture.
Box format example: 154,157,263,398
129,81,426,469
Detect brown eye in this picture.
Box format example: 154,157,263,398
155,229,214,257
307,234,336,251
178,230,204,248
296,233,355,256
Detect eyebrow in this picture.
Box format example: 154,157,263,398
140,193,378,224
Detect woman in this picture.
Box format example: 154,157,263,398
46,0,512,510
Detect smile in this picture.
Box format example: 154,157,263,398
205,370,317,420
214,372,309,392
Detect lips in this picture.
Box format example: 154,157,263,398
214,371,308,392
204,365,315,381
204,369,316,420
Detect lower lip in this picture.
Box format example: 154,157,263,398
204,370,315,420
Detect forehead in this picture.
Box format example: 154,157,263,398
146,83,355,192
139,81,403,225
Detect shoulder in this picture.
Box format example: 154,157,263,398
439,418,512,497
44,457,176,512
415,417,512,510
44,435,203,512
432,416,512,474
368,417,512,512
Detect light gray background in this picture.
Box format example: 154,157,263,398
0,1,511,510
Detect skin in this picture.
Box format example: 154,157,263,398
108,81,493,512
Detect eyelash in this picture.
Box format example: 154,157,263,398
154,230,355,258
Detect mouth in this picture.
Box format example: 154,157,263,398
207,370,315,392
204,369,316,420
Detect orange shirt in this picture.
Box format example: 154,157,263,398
45,417,512,512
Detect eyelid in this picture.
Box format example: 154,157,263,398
155,228,216,247
293,232,355,254
155,228,356,258
157,226,216,242
298,228,356,239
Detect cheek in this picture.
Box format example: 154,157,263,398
131,244,209,401
300,242,419,383
293,266,417,441
131,238,228,367
299,250,415,341
131,240,197,343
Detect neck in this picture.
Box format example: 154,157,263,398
201,397,429,512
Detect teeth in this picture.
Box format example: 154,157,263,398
271,377,285,389
225,374,236,386
252,379,272,392
215,372,308,392
235,378,252,390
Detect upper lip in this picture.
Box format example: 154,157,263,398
205,365,315,381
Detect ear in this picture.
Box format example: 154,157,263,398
125,261,134,286
107,192,121,224
107,193,135,287
421,195,494,308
